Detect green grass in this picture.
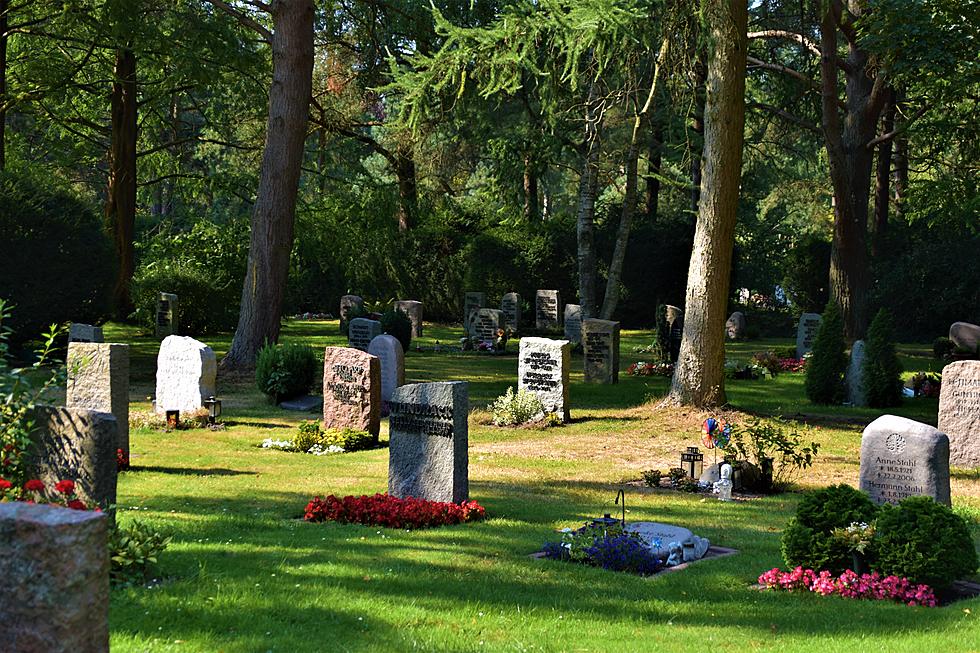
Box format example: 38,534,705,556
102,320,979,652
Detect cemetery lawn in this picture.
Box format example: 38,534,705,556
104,321,980,653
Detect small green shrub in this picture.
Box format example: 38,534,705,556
109,521,172,587
932,337,955,360
641,469,662,488
728,417,819,492
381,308,413,351
294,420,376,453
863,309,903,407
488,386,545,426
804,301,847,404
781,485,878,573
255,342,318,402
874,496,979,590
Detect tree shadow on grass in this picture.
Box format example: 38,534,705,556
130,465,257,477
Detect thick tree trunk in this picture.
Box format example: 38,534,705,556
106,47,138,318
872,90,895,255
667,0,747,408
222,0,314,369
523,152,538,221
395,151,417,231
575,79,602,319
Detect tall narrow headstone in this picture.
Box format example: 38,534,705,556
668,308,684,363
464,292,486,333
322,347,381,437
339,294,364,333
846,340,867,407
394,300,423,338
859,414,951,506
796,313,822,358
388,381,468,503
154,335,217,415
347,317,382,351
470,308,504,344
563,304,583,345
368,334,405,407
156,292,178,338
67,342,130,455
0,503,110,652
518,337,571,421
535,290,561,330
938,360,980,468
30,405,118,510
68,323,103,343
500,292,521,333
583,319,620,384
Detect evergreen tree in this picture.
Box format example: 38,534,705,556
804,300,847,404
863,308,903,407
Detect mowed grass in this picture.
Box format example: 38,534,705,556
104,320,980,652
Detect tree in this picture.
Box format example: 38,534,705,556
666,0,747,407
804,300,847,404
862,308,902,407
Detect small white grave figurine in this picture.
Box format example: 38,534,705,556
666,542,683,567
714,463,734,502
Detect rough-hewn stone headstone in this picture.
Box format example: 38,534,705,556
949,321,980,354
938,360,980,468
0,502,109,652
563,304,583,345
470,308,504,344
30,405,118,510
464,292,486,333
68,323,103,343
156,292,178,338
846,340,867,407
583,319,620,384
665,305,684,327
535,290,561,330
347,317,382,351
154,335,216,415
67,342,130,455
368,334,405,406
322,347,381,437
518,337,570,421
500,292,521,333
859,414,951,505
339,294,364,333
388,381,468,503
725,312,746,339
796,312,822,358
394,300,423,338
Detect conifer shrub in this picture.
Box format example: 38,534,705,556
381,308,412,351
863,308,903,407
781,484,878,573
804,301,847,404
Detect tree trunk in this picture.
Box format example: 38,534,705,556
395,151,417,231
892,93,908,221
646,112,663,222
872,90,895,255
106,47,138,318
575,78,602,319
0,0,8,171
222,0,314,369
689,54,708,219
523,152,538,221
667,0,747,408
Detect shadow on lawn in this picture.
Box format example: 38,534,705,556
130,465,257,477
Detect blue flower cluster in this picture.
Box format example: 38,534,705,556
584,534,662,575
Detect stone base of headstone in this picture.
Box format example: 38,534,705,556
0,502,109,652
859,414,950,505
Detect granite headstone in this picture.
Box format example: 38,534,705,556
796,313,822,358
846,339,867,407
949,322,980,354
322,347,381,437
471,308,504,344
464,292,486,333
339,294,364,333
348,317,382,351
394,300,423,338
501,292,521,333
582,319,620,384
725,312,746,339
156,292,178,338
518,337,570,422
154,335,216,415
563,304,583,345
859,414,950,505
938,360,980,468
535,290,561,330
368,334,405,407
68,323,104,343
67,342,130,455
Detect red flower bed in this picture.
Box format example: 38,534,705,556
304,493,485,529
777,357,806,373
0,476,96,511
759,566,937,607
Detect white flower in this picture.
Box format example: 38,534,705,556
261,438,294,450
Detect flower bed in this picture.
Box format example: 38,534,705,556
626,361,674,377
262,422,376,455
0,477,95,510
758,567,937,607
304,493,486,529
541,522,663,576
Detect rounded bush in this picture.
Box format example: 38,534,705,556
381,308,412,351
874,496,979,590
781,484,878,573
255,342,318,402
131,264,239,336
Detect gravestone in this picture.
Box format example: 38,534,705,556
339,294,364,333
625,522,694,558
725,312,746,339
563,304,583,345
500,292,521,333
464,292,486,333
582,319,620,384
0,502,109,652
394,300,423,338
30,405,118,510
796,313,822,358
470,308,504,345
859,414,951,505
949,321,980,354
347,317,382,351
388,381,468,503
68,323,103,343
669,311,684,363
154,335,217,415
518,337,571,421
535,290,561,330
322,347,381,437
67,342,130,455
846,340,867,407
665,305,684,327
938,360,980,468
368,334,405,407
156,292,178,338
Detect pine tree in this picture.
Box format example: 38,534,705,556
863,308,903,407
804,300,847,404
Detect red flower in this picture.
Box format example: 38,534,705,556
66,499,88,511
0,478,12,491
54,480,76,495
23,479,45,492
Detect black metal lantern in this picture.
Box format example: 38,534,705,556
681,446,704,479
203,396,222,425
166,410,180,429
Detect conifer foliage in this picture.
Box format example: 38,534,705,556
862,309,903,407
804,301,847,404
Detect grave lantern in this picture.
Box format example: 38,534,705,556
166,410,180,429
681,446,703,479
203,396,222,425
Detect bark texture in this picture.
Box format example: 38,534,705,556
223,0,314,369
872,89,895,255
667,0,747,407
106,47,138,317
575,77,602,318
